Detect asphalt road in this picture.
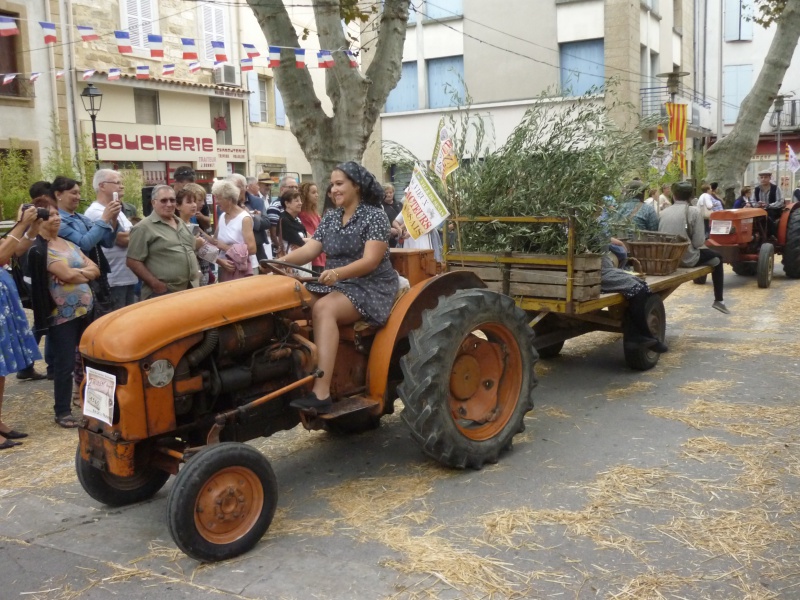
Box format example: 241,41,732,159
1,266,799,600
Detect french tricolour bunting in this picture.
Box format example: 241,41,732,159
108,67,121,80
136,65,150,80
211,40,227,63
82,69,96,81
2,73,17,85
147,34,163,58
240,58,253,72
77,25,99,42
55,70,64,79
344,50,357,68
181,38,198,60
243,43,259,58
0,16,19,36
188,61,200,73
294,49,305,69
29,72,41,83
268,46,280,68
39,22,57,44
317,50,333,68
114,31,132,54
162,63,175,76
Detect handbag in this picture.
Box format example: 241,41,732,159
87,245,115,320
698,197,713,219
9,256,32,309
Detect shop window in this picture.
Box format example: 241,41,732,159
134,89,160,124
199,1,227,63
427,56,464,109
385,61,418,112
121,0,158,49
210,97,232,144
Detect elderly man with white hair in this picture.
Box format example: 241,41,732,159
85,169,138,309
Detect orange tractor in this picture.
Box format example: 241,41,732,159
707,200,800,288
75,250,537,562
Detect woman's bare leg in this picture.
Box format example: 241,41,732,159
0,376,8,444
310,292,360,400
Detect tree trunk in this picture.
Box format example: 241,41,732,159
247,0,410,186
706,0,800,203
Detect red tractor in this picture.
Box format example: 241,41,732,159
707,201,800,288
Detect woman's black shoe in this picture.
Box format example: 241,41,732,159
16,367,46,381
3,430,28,439
289,394,332,413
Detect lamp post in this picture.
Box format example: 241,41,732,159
80,83,103,167
774,94,785,191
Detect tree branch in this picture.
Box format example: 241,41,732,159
364,0,410,127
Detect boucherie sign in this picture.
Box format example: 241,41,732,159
81,121,216,161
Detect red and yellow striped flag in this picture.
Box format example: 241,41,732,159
657,124,668,145
666,102,688,174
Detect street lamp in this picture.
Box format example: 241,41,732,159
774,94,785,190
656,69,690,104
80,83,103,167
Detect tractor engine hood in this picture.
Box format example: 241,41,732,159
80,275,311,363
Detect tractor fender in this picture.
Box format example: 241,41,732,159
777,201,800,247
366,271,486,405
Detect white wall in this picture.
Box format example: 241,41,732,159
556,0,604,43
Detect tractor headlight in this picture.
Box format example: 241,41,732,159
147,359,175,388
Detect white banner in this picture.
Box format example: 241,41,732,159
401,165,450,240
788,145,800,174
83,367,116,426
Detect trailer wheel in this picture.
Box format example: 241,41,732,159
167,443,277,562
732,262,756,276
75,445,170,507
783,208,800,278
757,243,775,288
623,294,666,371
399,289,537,469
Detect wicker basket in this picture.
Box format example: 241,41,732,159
621,231,689,275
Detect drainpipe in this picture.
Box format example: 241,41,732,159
61,0,79,159
43,0,59,140
236,2,251,174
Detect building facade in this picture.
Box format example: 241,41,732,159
381,0,706,183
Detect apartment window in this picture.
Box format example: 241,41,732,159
385,61,419,112
246,72,269,124
275,86,285,126
210,97,232,144
0,12,21,97
121,0,158,48
425,0,463,19
134,89,160,124
258,77,269,122
724,0,753,41
427,56,464,109
199,1,227,63
642,0,659,13
560,39,605,97
723,64,753,124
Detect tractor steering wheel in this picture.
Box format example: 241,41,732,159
259,258,318,282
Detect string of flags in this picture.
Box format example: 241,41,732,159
0,15,361,87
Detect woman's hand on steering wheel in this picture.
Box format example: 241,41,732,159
259,258,318,282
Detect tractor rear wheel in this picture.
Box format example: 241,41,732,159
732,262,757,277
75,445,170,507
757,243,775,288
167,443,277,562
399,289,537,470
623,294,666,371
783,208,800,278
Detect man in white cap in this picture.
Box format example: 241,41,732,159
754,169,784,237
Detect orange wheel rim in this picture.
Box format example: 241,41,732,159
448,324,523,441
194,466,265,545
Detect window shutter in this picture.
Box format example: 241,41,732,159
247,71,261,123
724,0,740,41
275,84,285,126
259,78,268,122
427,56,464,109
739,0,753,40
123,0,156,48
385,61,419,112
559,39,605,97
723,64,752,124
201,3,225,62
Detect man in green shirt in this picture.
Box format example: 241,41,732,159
126,185,201,300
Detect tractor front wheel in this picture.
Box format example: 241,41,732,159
167,443,277,562
783,208,800,278
75,445,170,507
757,243,775,288
399,289,537,470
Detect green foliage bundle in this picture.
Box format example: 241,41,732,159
385,86,658,256
0,146,36,221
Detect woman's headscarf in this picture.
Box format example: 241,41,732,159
335,161,385,207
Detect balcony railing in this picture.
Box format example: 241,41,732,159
640,85,710,118
0,78,36,99
770,99,800,129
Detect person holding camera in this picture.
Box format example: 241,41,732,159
0,205,44,448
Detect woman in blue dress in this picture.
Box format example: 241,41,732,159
279,162,399,413
0,206,44,449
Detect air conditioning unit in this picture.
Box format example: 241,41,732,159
213,64,240,87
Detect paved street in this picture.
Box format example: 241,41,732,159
1,267,799,600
